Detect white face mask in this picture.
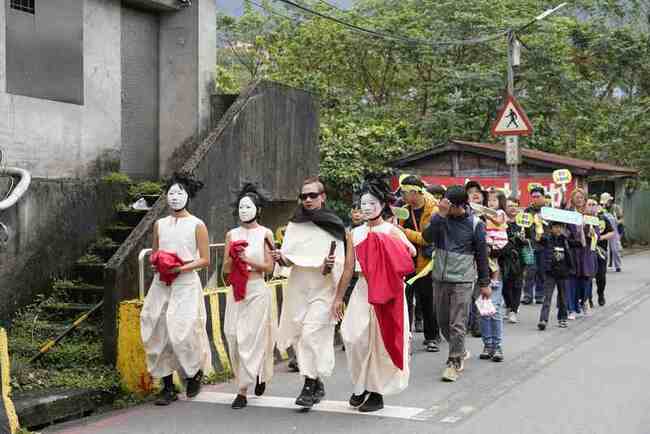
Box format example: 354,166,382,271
238,196,258,223
361,193,383,221
167,184,188,211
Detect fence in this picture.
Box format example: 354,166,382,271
623,190,650,244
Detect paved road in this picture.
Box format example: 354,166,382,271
47,252,650,434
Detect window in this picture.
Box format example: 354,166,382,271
10,0,34,14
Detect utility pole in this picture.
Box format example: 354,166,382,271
506,30,520,199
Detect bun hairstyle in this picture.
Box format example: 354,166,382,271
165,172,204,198
234,182,271,218
359,173,395,218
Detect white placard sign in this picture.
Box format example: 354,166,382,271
540,206,584,226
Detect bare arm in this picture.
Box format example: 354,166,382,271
332,233,355,321
222,231,232,274
152,221,159,252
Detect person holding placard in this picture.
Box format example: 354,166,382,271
595,203,616,306
522,186,547,305
502,198,526,324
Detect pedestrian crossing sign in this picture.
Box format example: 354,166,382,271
491,94,533,137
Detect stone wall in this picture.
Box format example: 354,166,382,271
0,178,127,322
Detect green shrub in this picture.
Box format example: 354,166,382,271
102,172,132,185
128,181,163,198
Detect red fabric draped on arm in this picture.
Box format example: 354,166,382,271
150,251,185,286
228,240,250,301
355,231,414,370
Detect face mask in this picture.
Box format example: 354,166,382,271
167,184,189,211
361,193,383,221
238,196,258,223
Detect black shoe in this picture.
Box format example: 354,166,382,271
521,298,532,305
415,320,424,333
558,320,568,328
155,375,177,406
185,370,203,398
295,378,316,408
359,392,384,412
491,347,504,362
426,341,440,352
231,394,247,409
349,390,369,408
479,345,494,360
616,268,621,272
288,357,299,373
471,328,482,338
537,321,547,331
313,378,325,403
598,295,606,306
255,376,266,397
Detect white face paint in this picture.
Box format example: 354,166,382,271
238,196,258,223
360,193,383,221
167,184,189,211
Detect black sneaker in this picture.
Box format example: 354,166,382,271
598,295,606,306
313,378,325,403
295,378,316,408
479,345,494,360
558,320,568,328
231,394,247,409
358,392,384,413
185,370,203,398
349,390,369,408
426,341,440,352
155,387,178,406
254,376,266,397
288,357,299,373
537,321,547,331
521,298,532,305
491,347,504,362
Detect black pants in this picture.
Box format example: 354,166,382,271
503,274,523,313
539,273,568,322
406,274,440,342
596,256,607,299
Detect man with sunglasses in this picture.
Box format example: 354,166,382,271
272,177,347,409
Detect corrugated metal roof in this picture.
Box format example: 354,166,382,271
388,139,639,176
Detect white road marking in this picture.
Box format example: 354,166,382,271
188,391,426,420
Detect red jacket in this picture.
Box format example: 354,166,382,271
150,251,184,286
228,240,249,301
355,231,414,370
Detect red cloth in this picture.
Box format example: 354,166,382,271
355,231,414,370
229,240,250,302
150,251,184,286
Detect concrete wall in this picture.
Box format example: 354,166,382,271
158,0,216,176
120,7,160,180
0,0,122,178
0,178,127,322
103,81,320,362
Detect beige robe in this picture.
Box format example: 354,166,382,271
277,221,345,379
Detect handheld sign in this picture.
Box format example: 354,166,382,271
553,169,572,185
392,206,410,221
540,207,583,226
469,202,499,219
583,215,601,226
515,212,533,228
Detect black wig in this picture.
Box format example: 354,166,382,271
165,172,204,198
234,183,271,219
358,174,395,219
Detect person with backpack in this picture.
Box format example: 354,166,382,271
422,186,490,382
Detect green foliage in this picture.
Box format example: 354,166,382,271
218,0,650,206
77,254,103,265
128,181,163,198
101,172,132,185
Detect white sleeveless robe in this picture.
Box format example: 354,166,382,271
224,225,277,390
140,215,213,379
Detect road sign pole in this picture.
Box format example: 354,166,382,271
506,30,519,199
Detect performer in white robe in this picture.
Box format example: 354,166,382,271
334,176,416,412
140,173,212,406
272,178,346,408
223,185,277,409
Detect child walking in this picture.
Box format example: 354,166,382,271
538,221,576,330
479,188,507,362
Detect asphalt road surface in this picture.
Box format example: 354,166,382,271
47,251,650,434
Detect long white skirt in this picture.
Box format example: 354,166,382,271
140,272,212,379
340,276,410,396
224,279,276,390
277,267,336,379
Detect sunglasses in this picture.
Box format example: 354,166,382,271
299,192,322,200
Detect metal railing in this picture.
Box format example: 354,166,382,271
138,243,225,299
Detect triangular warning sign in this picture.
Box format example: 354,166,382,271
491,94,533,137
